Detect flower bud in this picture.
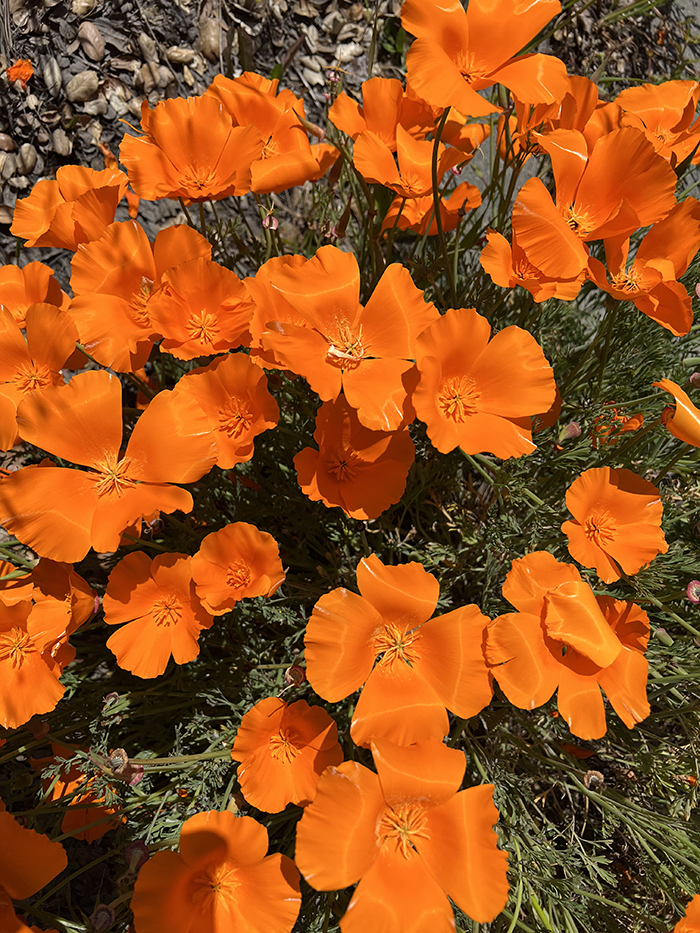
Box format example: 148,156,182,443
262,212,278,230
690,372,700,389
558,421,581,442
285,664,306,687
687,580,700,604
89,904,115,932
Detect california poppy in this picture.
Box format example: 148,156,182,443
486,551,651,740
230,697,343,812
104,551,213,679
674,896,700,932
330,76,428,149
413,306,556,458
480,228,587,302
654,379,700,447
295,737,509,927
305,554,493,747
0,262,68,328
562,467,668,583
616,80,700,167
381,180,482,236
130,811,301,933
0,370,217,562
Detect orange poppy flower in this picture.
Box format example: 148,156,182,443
403,0,567,117
305,553,493,747
130,810,301,933
104,551,213,678
486,551,651,739
28,557,97,635
148,258,254,361
171,353,279,469
0,303,78,451
381,180,482,236
244,254,310,369
616,80,700,167
230,697,343,812
562,467,667,584
260,246,439,431
480,228,587,302
0,261,69,328
296,738,509,927
294,395,414,520
191,522,285,616
0,370,217,563
674,895,700,932
588,198,700,336
119,95,264,201
654,379,700,448
331,76,430,148
589,408,644,449
6,59,33,89
11,165,129,250
412,306,555,459
70,220,211,372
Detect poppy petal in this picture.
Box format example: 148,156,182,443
556,663,607,740
486,612,560,710
371,737,465,807
512,177,589,279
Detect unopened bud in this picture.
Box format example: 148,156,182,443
687,580,700,604
690,372,700,389
89,904,115,932
696,282,700,299
285,664,306,687
293,108,326,140
558,421,581,442
262,212,278,230
661,405,675,425
327,70,341,83
450,165,462,176
653,627,674,646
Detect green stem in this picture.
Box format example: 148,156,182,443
432,108,457,308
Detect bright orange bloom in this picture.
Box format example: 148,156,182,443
120,95,264,201
674,895,700,932
512,127,677,280
70,220,211,371
6,60,33,89
413,306,555,458
330,77,429,148
130,811,300,933
104,551,213,678
294,395,414,520
353,125,463,197
616,80,700,167
296,738,509,928
11,166,129,250
486,551,650,740
590,408,644,449
381,180,481,236
562,467,667,584
0,261,68,328
305,554,493,747
191,522,285,615
244,254,308,369
230,697,343,813
654,379,700,448
172,353,279,469
0,370,217,562
480,228,587,301
148,258,254,360
259,246,439,431
588,198,700,336
403,0,566,117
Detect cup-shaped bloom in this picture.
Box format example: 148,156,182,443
230,697,343,812
294,395,415,520
486,551,651,740
120,95,264,201
562,467,667,584
0,261,68,328
655,379,700,447
172,353,279,470
130,811,301,933
191,522,285,615
413,306,556,459
480,228,587,302
329,76,424,149
0,370,218,563
403,0,567,117
381,181,482,236
104,551,214,679
305,554,493,747
616,80,700,167
674,895,700,932
296,738,509,928
259,246,439,431
69,220,211,372
10,165,129,249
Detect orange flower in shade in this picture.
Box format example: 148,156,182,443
0,802,67,933
0,370,217,563
486,551,651,740
260,246,439,431
616,80,700,167
244,254,312,369
305,554,493,747
148,258,255,361
294,395,415,520
413,306,556,459
589,408,644,449
70,220,211,372
11,165,129,250
512,127,677,280
381,180,482,236
119,95,264,201
562,467,668,584
104,551,213,679
230,697,343,813
296,738,509,928
172,353,279,469
191,522,285,616
402,0,567,117
130,811,301,933
654,379,700,448
588,198,700,336
6,59,33,89
0,261,69,328
674,896,700,932
206,72,338,194
0,303,78,451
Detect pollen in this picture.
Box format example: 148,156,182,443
13,361,53,394
455,50,487,84
269,727,302,763
0,627,34,668
186,309,220,345
92,456,137,498
226,561,252,589
373,622,420,669
131,276,154,325
326,448,362,481
219,398,253,438
610,268,641,293
152,594,183,626
326,322,365,370
192,863,240,910
437,375,480,421
378,803,429,859
564,203,595,237
584,508,618,547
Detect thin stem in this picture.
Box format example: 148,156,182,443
432,108,457,308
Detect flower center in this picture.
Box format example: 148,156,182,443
262,136,280,159
610,268,641,293
152,594,182,626
269,727,302,762
564,203,595,236
437,375,480,421
13,361,53,393
0,626,34,667
326,322,365,369
192,863,240,910
584,508,618,547
186,309,220,345
512,258,539,281
226,561,251,589
218,398,253,438
131,276,154,325
92,456,137,498
373,622,420,669
378,803,429,859
456,50,487,84
181,165,218,195
326,448,362,481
